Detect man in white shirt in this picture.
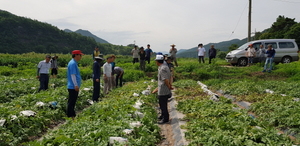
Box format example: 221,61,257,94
247,44,256,66
103,56,113,95
37,55,52,92
197,44,206,63
131,45,139,64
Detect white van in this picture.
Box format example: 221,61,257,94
226,39,299,66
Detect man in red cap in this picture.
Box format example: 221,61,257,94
67,50,84,119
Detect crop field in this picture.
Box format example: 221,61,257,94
0,53,300,145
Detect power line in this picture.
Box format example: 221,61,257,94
228,2,248,40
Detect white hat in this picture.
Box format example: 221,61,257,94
94,57,103,60
155,55,164,61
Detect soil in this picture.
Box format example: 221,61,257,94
157,122,175,146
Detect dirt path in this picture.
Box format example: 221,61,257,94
157,90,188,146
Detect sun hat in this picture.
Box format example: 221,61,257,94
155,55,165,61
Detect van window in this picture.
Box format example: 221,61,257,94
279,42,295,48
252,43,261,50
264,42,277,49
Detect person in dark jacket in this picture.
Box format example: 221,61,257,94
208,45,217,64
262,44,276,73
92,57,103,102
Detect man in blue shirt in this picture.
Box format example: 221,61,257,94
67,50,83,118
145,44,153,64
262,44,276,73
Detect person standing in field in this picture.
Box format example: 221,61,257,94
247,44,256,66
103,56,113,95
50,55,58,78
145,44,153,64
110,55,116,88
37,55,52,92
139,47,146,71
258,44,266,63
92,46,100,60
67,50,83,118
169,44,178,67
197,44,206,63
92,56,103,102
114,66,124,87
208,45,217,64
262,44,276,73
131,45,139,64
166,57,175,85
152,55,173,124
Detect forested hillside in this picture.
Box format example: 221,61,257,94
0,10,132,55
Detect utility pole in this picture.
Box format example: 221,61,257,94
248,0,252,42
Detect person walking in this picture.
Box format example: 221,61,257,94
92,46,100,60
114,66,124,87
103,56,113,95
145,44,153,64
208,45,217,64
258,44,266,63
139,47,146,71
262,44,276,73
50,55,58,78
37,55,52,92
197,44,206,63
131,45,139,64
152,55,173,124
169,44,178,67
247,44,256,66
92,56,103,102
67,50,83,118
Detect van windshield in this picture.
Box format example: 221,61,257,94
237,42,251,50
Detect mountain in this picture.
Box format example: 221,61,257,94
65,29,110,44
177,38,247,58
0,9,132,55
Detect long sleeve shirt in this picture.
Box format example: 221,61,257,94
103,62,112,77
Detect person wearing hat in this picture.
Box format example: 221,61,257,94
92,46,100,60
93,56,103,102
131,45,139,64
50,55,59,78
247,44,256,66
67,50,84,118
36,55,52,92
197,44,206,63
152,55,173,124
145,44,153,64
169,44,178,67
103,56,113,95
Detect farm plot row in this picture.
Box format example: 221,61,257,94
0,76,66,103
25,80,161,146
0,79,94,145
205,79,300,137
173,80,295,145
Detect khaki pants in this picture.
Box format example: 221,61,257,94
104,77,112,95
111,75,116,88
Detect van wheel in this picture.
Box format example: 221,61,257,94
282,56,292,63
238,58,248,66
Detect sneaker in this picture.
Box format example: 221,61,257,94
158,120,169,124
262,70,266,72
268,70,271,73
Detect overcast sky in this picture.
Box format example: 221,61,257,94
1,0,300,52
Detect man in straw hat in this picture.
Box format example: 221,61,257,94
93,56,103,102
169,44,178,67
